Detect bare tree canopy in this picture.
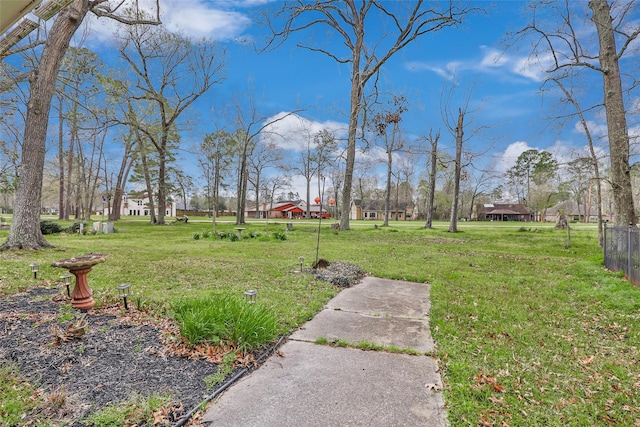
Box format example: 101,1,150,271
514,0,640,226
1,0,160,250
262,0,479,230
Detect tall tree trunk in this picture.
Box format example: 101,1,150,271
109,140,135,221
254,171,261,219
340,21,363,231
448,109,464,233
57,96,65,220
213,152,220,235
140,150,157,223
306,176,311,219
384,149,392,227
157,145,166,224
589,0,636,226
425,131,439,229
236,147,248,225
1,0,89,250
64,103,77,221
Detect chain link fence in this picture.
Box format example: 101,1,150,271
604,224,640,286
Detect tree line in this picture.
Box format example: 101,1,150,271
0,0,638,250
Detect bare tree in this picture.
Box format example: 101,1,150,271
99,71,140,221
117,22,224,225
550,76,605,245
262,174,291,214
248,139,283,219
198,129,236,233
263,1,478,230
424,129,440,229
516,0,640,226
448,108,464,233
371,95,407,226
54,46,102,220
1,0,161,250
440,81,484,232
233,102,300,225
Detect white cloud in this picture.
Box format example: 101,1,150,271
82,0,253,44
511,54,549,82
405,45,553,83
493,141,533,175
404,61,454,80
161,2,251,40
261,112,348,152
479,47,508,68
574,120,608,138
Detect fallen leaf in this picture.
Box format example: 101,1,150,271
489,396,508,407
493,383,506,393
579,356,595,365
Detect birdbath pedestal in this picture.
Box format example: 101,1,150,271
51,255,106,310
235,227,246,240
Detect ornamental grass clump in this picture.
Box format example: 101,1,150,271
173,294,279,353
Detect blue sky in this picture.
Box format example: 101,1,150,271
68,1,637,196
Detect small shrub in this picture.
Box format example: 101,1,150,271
40,220,65,235
65,222,87,234
192,232,201,240
217,231,236,240
173,294,279,353
202,230,212,238
273,231,287,241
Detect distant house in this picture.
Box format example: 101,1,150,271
122,193,176,218
478,203,532,222
245,200,328,219
543,200,603,222
349,199,415,221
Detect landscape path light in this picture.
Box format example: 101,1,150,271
61,274,72,297
244,289,257,304
117,283,131,310
29,263,39,279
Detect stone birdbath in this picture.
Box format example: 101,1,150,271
51,254,107,310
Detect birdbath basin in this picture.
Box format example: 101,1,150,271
51,254,106,310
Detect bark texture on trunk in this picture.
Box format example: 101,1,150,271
425,131,439,229
2,0,89,250
590,0,636,226
448,109,464,233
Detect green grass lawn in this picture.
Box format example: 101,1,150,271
0,217,638,426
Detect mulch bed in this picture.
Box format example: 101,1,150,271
1,262,362,425
0,286,234,425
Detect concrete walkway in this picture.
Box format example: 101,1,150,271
201,276,446,427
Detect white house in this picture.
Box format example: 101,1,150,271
121,194,176,218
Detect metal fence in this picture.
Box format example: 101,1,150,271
604,224,640,286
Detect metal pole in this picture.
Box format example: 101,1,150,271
315,177,326,265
